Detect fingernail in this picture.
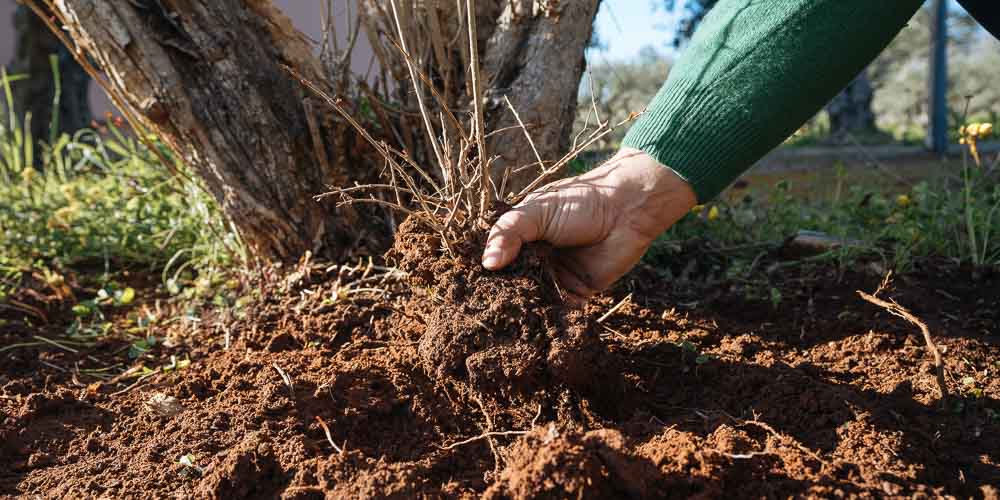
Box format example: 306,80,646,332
482,246,503,269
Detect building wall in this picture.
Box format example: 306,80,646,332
0,0,372,118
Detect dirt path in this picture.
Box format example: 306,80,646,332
2,260,998,498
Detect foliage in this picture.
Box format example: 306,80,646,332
871,5,1000,140
659,0,718,48
0,70,242,302
575,46,671,149
642,163,1000,281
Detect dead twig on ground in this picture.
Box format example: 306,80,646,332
272,363,295,397
597,293,633,324
315,416,345,455
857,272,948,403
440,430,530,450
110,367,162,397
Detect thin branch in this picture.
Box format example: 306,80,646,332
466,0,491,218
388,0,449,188
513,111,643,203
597,293,632,324
315,416,345,455
502,95,544,200
440,430,528,450
857,272,948,403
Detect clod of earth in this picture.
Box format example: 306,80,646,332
388,215,624,408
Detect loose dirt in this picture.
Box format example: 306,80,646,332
2,239,999,498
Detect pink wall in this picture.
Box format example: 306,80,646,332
0,0,372,117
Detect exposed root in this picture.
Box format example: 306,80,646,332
857,272,949,404
315,416,345,455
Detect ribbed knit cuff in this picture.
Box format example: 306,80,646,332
621,0,923,204
622,77,763,204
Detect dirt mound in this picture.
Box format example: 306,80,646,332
485,427,661,499
2,258,999,498
388,217,617,402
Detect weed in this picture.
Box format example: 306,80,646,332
1,69,243,299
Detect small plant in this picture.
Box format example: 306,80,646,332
957,120,998,274
1,65,244,311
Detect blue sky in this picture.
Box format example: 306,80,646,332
591,1,679,61
590,1,973,62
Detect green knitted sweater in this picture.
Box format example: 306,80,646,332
622,0,923,202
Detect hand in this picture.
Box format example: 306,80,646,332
482,147,697,300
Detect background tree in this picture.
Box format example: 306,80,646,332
27,0,600,262
575,46,671,149
871,5,1000,139
2,4,91,148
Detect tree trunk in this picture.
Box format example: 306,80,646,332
47,0,369,262
360,1,601,195
482,0,601,194
4,5,91,147
825,70,878,142
46,0,599,262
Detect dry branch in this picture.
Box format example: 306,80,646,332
857,272,948,403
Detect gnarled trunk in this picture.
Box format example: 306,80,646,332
482,0,601,194
47,0,365,261
44,0,599,261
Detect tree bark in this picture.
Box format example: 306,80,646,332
482,0,601,194
360,1,601,196
4,5,91,147
45,0,599,262
47,0,369,262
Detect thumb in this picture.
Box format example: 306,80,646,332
482,205,543,270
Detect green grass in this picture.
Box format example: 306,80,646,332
569,141,1000,286
1,70,243,309
644,159,1000,281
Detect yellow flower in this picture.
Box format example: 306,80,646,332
20,167,35,184
48,203,81,229
960,122,993,140
691,204,705,214
59,184,76,201
707,206,720,221
896,194,911,207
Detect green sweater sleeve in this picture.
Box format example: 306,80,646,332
622,0,922,202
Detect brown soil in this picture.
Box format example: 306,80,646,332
2,235,999,498
388,217,619,408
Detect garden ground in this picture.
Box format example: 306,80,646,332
2,248,998,498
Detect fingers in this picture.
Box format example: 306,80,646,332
551,259,597,302
482,205,543,270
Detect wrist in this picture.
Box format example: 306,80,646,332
603,147,698,241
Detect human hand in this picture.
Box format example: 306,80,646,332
482,147,697,300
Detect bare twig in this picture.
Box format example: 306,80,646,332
858,272,948,403
502,95,545,199
388,0,448,188
440,430,529,450
315,416,345,455
512,111,643,203
33,335,79,354
597,293,633,324
466,0,491,218
110,367,162,397
272,363,295,397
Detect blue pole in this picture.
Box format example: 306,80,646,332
928,0,949,154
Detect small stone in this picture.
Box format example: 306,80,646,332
144,393,183,417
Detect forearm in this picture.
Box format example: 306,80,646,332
623,0,923,202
